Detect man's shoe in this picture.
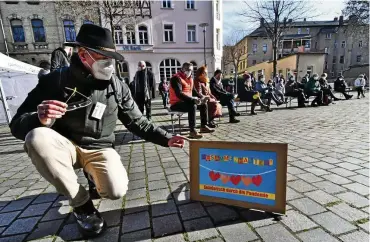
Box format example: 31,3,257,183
345,95,353,100
311,103,318,107
333,98,341,101
200,126,215,133
358,96,360,99
234,112,241,117
304,100,310,103
298,104,306,108
251,112,257,115
362,95,366,98
229,118,240,123
189,130,203,139
208,122,217,128
74,199,106,238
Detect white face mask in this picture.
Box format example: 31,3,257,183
261,78,265,82
185,70,192,78
85,50,114,80
314,77,319,81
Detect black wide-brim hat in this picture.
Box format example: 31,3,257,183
65,24,124,61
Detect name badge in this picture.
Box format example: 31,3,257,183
91,102,106,120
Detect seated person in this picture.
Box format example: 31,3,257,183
256,75,284,106
354,74,366,99
285,76,308,108
334,75,353,100
275,75,286,102
319,73,341,102
241,75,271,115
169,62,214,139
194,66,223,128
301,73,309,85
210,70,240,123
304,73,324,107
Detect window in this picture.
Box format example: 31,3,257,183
63,20,76,42
333,56,336,63
262,44,267,53
186,0,195,9
297,28,301,34
324,47,329,53
31,19,45,42
216,29,220,49
145,61,152,71
187,25,196,42
162,0,172,8
27,0,40,4
114,26,123,45
359,41,363,47
334,41,338,48
159,58,181,80
340,55,344,64
10,19,25,42
252,60,257,65
325,61,328,70
5,1,19,4
118,62,129,78
304,40,311,48
126,25,136,44
83,19,94,24
332,64,336,71
306,28,310,34
163,24,174,42
252,44,257,53
341,41,346,48
216,0,220,20
356,55,362,62
138,25,148,44
325,33,332,39
331,72,335,77
190,61,197,72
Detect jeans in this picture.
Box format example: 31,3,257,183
285,89,306,105
357,87,365,97
170,101,208,131
306,90,323,104
161,92,169,107
219,95,237,119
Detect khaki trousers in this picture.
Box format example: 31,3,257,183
24,127,129,207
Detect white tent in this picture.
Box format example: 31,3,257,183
0,53,41,125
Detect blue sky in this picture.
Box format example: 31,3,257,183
223,0,346,40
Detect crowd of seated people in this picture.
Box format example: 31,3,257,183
167,66,365,139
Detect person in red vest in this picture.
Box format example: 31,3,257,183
169,62,215,139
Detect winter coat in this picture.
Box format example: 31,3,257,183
355,78,366,87
130,69,156,101
305,78,321,92
50,47,70,72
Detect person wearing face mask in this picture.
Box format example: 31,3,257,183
50,44,73,72
284,75,308,107
304,73,324,107
354,74,366,99
319,73,341,103
210,69,240,123
334,75,353,99
129,61,155,120
9,24,188,238
241,74,271,114
255,75,284,107
169,62,215,139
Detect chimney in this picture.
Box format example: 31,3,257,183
334,17,338,21
339,15,344,25
260,18,264,27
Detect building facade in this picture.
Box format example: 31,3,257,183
0,0,99,68
236,16,369,78
103,0,223,83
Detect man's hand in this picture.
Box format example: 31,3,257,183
37,100,67,125
168,135,189,148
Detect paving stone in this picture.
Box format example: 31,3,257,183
313,162,336,170
26,219,63,240
339,230,369,242
336,192,369,208
287,173,298,181
148,172,166,182
164,167,183,175
304,167,330,176
152,214,182,237
1,198,33,212
356,168,369,177
281,210,318,232
149,188,171,202
327,202,368,221
296,173,323,183
311,211,357,235
304,190,340,205
86,226,120,242
98,198,123,212
0,187,27,198
297,228,340,242
178,202,207,221
122,211,150,233
0,211,21,226
321,156,342,164
184,217,219,242
19,202,51,218
128,171,146,181
241,209,278,228
148,180,168,191
256,224,299,242
312,181,346,194
58,223,83,241
206,205,239,224
128,179,146,190
32,193,59,204
2,216,41,235
147,166,163,174
288,167,306,175
124,198,149,214
330,167,356,177
290,161,312,169
0,234,27,242
336,162,363,171
151,200,177,217
345,157,368,165
120,229,152,242
289,198,326,215
154,234,186,242
359,221,369,232
288,180,316,193
349,174,369,186
343,183,370,196
217,222,258,242
286,187,304,201
322,173,352,185
167,174,187,183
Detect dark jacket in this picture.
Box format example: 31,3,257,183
10,54,172,149
334,78,347,91
305,77,321,92
50,47,70,72
319,78,330,89
130,69,155,101
209,77,232,101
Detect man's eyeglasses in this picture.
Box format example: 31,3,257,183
64,87,92,112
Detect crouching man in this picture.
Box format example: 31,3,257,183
9,24,186,237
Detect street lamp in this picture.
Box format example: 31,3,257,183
199,23,209,66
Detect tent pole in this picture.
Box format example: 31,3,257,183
0,78,12,124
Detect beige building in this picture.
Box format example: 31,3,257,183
236,16,369,78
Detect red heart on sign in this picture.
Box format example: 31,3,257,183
209,171,220,181
230,175,241,185
252,175,263,186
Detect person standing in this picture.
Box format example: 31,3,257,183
130,61,155,121
9,24,187,237
210,70,240,123
354,74,366,98
50,44,72,72
158,78,169,108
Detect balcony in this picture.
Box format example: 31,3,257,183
115,44,153,52
33,43,49,50
12,43,28,51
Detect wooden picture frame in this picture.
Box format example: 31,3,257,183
190,140,288,214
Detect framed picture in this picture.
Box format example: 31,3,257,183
190,141,288,214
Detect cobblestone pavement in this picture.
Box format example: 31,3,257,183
0,97,369,242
